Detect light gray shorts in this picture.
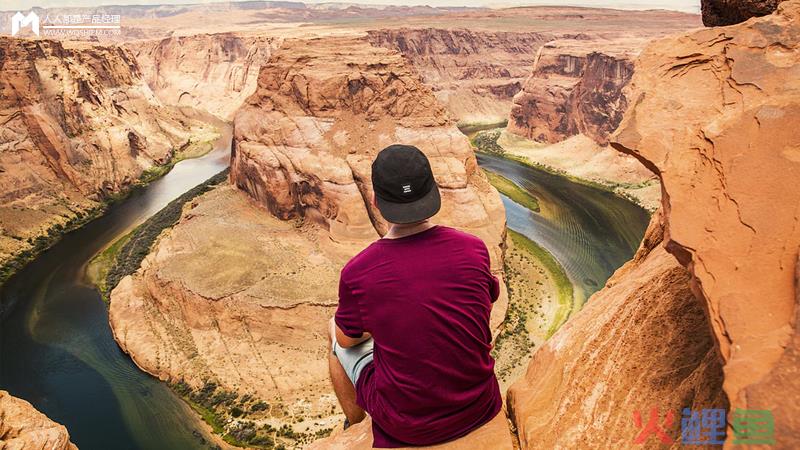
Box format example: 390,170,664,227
332,337,374,386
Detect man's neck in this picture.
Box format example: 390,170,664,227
383,220,435,240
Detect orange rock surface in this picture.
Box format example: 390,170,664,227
611,2,800,445
0,391,77,450
129,33,281,120
366,28,548,125
507,38,643,145
0,37,214,270
507,211,726,448
308,412,513,450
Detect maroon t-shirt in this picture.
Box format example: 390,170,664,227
335,225,502,448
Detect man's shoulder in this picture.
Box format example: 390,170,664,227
341,240,382,278
438,226,487,248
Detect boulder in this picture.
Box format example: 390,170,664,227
0,391,78,450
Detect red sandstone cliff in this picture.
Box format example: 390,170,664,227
366,28,548,124
611,2,800,445
0,37,214,272
509,2,800,448
128,33,281,120
0,391,77,450
507,39,643,145
508,211,726,448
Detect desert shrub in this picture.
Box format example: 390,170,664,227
251,401,269,412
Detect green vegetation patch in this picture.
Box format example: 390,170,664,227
171,380,330,450
469,128,505,154
507,230,574,338
457,120,508,137
0,205,105,288
93,168,229,300
483,170,540,212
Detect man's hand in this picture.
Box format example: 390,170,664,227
330,317,372,348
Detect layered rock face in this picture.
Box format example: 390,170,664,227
0,391,78,450
612,1,800,445
129,33,281,120
508,2,800,448
701,0,786,26
508,211,727,448
507,39,641,145
109,35,507,445
367,29,548,124
231,36,507,273
0,37,212,271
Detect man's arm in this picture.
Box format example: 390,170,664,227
330,317,371,348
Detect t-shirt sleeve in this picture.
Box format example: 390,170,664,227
335,275,365,338
489,272,500,303
478,239,501,303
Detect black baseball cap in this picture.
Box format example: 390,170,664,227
371,144,441,224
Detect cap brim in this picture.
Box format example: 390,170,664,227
375,184,441,224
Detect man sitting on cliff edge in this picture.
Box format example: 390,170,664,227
328,144,503,447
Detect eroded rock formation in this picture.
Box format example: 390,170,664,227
508,211,727,448
507,39,643,145
230,36,507,268
129,33,281,120
612,1,800,445
507,2,799,448
0,37,213,272
367,28,548,124
109,35,507,446
701,0,786,26
0,391,77,450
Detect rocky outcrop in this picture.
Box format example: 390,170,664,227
129,33,281,120
367,28,548,124
309,411,512,450
508,211,727,448
508,2,799,448
0,391,78,450
109,35,507,447
230,36,507,274
611,2,800,445
0,37,214,274
701,0,786,26
507,39,643,145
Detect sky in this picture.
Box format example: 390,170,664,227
2,0,701,14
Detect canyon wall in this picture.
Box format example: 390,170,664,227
108,35,507,447
129,33,281,120
0,391,77,450
507,39,642,145
0,37,213,275
366,28,548,125
611,1,800,445
508,211,727,448
509,2,800,448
